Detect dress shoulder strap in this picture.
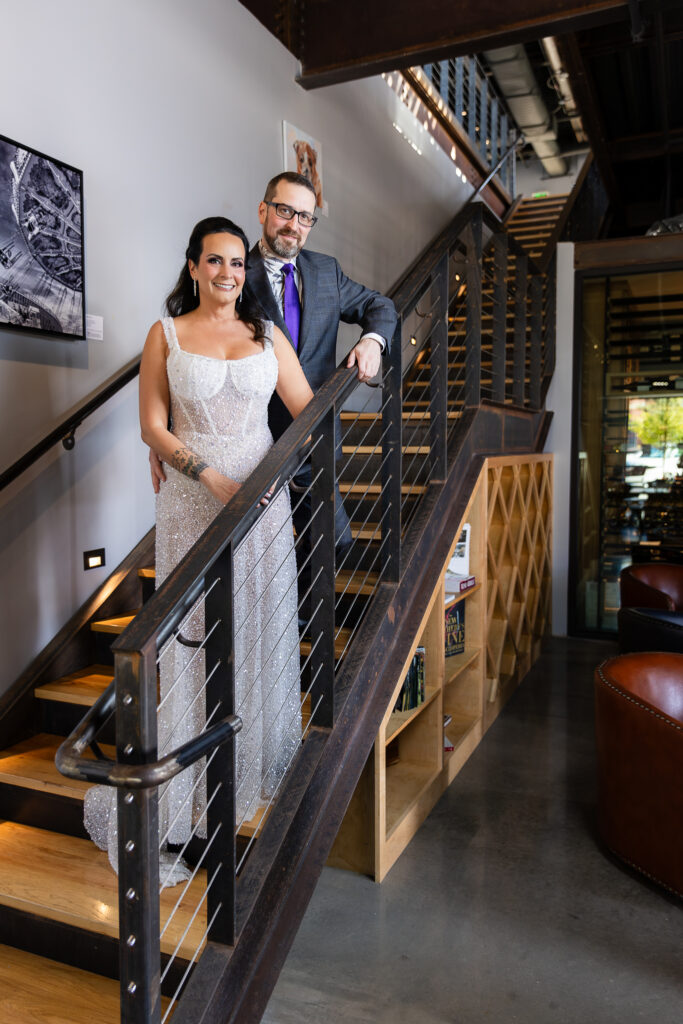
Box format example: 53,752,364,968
160,316,180,352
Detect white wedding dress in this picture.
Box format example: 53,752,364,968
84,317,302,886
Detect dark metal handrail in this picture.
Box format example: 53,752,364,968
55,678,242,788
0,353,141,492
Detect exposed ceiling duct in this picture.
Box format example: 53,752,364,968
541,36,587,144
483,44,568,178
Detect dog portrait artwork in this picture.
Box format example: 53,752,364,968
292,139,323,208
282,122,325,212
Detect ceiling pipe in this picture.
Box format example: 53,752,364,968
483,44,568,177
541,36,587,144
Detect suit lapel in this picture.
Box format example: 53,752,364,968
247,246,290,342
297,251,320,358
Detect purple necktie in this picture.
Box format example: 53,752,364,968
282,263,300,351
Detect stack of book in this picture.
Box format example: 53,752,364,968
444,571,476,599
394,647,426,712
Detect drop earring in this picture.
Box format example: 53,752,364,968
193,278,197,298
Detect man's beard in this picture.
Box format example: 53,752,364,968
266,226,302,259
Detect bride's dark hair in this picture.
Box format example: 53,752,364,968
165,216,265,339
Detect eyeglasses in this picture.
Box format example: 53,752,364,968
265,201,318,228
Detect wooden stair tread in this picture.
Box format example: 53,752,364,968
90,614,137,634
126,568,379,598
0,734,109,800
339,481,426,497
350,521,381,541
0,821,206,960
342,444,430,456
335,569,379,597
35,665,114,706
300,628,351,659
0,944,130,1024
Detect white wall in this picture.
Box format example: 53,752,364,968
516,154,584,198
544,243,575,636
0,0,469,695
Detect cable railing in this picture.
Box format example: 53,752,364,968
56,199,556,1024
422,56,517,197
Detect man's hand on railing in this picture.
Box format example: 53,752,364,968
347,337,382,383
199,466,241,505
149,448,166,493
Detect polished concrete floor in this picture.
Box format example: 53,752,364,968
264,638,683,1024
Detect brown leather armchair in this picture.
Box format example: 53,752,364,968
619,563,683,611
594,652,683,897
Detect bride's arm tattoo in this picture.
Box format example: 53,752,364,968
171,446,208,481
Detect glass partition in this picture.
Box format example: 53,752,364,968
573,267,683,632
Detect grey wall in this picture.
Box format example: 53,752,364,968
544,243,575,636
0,0,470,695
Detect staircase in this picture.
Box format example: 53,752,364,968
0,196,561,1023
505,193,570,262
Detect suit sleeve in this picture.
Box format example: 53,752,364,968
336,262,398,351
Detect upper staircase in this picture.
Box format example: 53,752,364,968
0,195,562,1023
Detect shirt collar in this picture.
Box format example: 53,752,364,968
259,239,298,271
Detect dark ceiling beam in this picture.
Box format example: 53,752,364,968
555,33,622,209
239,1,628,88
608,126,683,160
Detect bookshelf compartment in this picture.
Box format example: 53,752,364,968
444,646,480,685
330,453,552,882
385,694,441,837
385,686,440,744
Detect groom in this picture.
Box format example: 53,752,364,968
245,171,396,555
246,171,397,628
246,170,397,445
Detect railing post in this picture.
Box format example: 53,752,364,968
116,647,161,1024
465,205,483,407
491,231,507,404
381,318,403,582
310,407,336,727
490,97,499,169
529,275,543,410
479,73,489,165
429,256,449,479
468,57,478,145
455,57,464,129
513,250,528,407
204,550,236,945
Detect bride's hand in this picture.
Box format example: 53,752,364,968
199,467,241,505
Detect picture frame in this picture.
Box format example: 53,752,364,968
282,120,327,215
0,133,85,339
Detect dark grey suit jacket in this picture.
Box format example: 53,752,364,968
245,245,397,441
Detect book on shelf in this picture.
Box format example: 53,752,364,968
443,713,454,752
393,646,425,713
444,571,476,599
445,601,465,657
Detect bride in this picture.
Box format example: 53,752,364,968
84,216,313,885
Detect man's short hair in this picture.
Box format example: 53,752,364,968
264,172,317,204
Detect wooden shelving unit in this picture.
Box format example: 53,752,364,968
328,454,552,881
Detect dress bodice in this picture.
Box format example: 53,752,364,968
160,316,277,442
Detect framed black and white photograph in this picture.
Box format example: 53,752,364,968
0,134,85,339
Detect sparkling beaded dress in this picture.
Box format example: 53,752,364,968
84,317,301,886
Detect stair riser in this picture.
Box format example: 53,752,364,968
0,785,87,839
338,541,381,572
0,905,188,997
341,452,430,486
40,700,116,745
